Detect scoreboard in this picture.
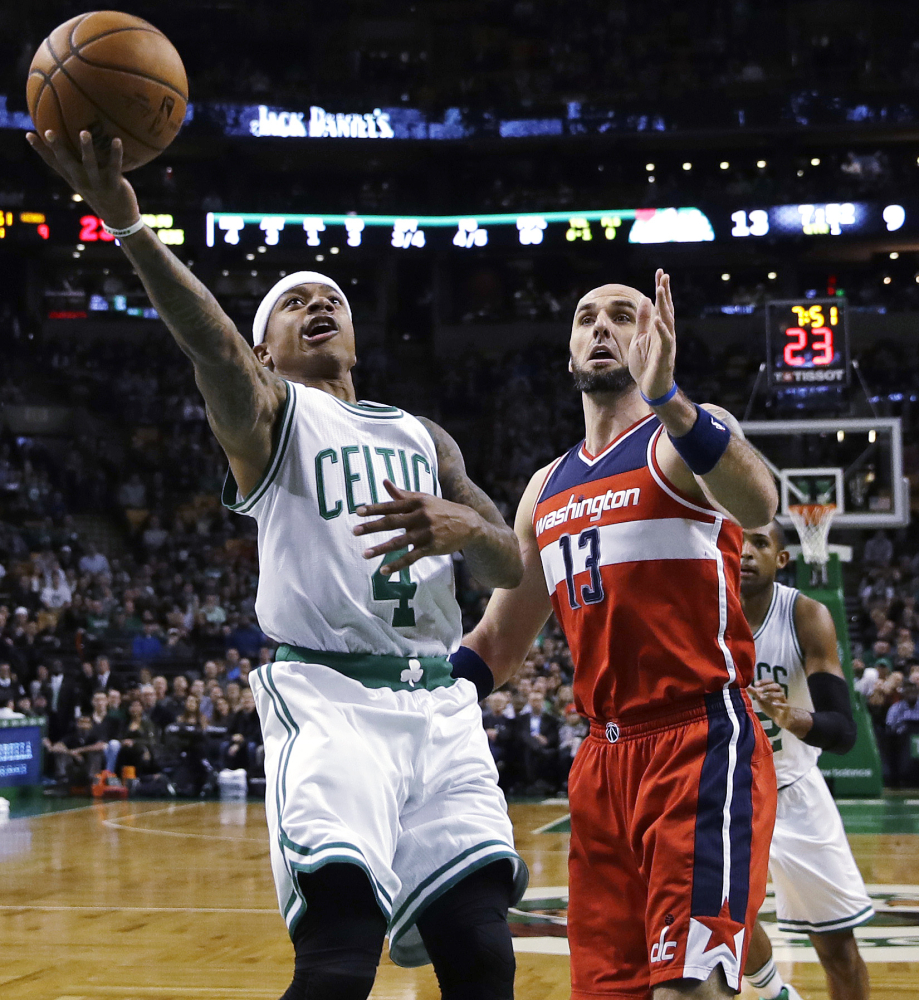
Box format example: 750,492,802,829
765,299,850,390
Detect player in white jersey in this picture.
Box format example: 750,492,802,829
29,129,528,1000
740,521,870,1000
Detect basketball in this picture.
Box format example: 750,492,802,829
26,10,187,172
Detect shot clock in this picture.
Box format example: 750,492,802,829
764,298,850,390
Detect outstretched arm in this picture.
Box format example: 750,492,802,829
26,130,283,497
354,418,523,589
629,270,777,527
463,464,555,687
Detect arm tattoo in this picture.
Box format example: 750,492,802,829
120,228,279,443
120,228,240,360
419,417,523,589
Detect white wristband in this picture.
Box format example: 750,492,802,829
102,218,145,238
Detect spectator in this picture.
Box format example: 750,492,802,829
481,690,515,789
0,660,25,707
92,655,117,695
557,704,588,791
78,543,110,577
47,714,107,783
117,473,147,509
163,693,213,796
886,680,919,787
221,687,262,771
40,569,72,610
864,530,894,568
115,696,162,777
141,514,169,553
202,593,227,626
161,627,194,663
131,623,164,667
225,615,266,659
144,680,176,730
512,689,560,795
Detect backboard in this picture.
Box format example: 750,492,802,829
739,417,908,529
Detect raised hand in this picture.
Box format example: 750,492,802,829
628,268,676,401
354,479,483,575
26,129,140,229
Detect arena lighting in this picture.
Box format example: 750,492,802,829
71,193,82,202
721,273,730,281
757,159,767,168
645,163,655,171
883,276,892,284
682,162,692,170
768,271,778,279
720,161,730,169
890,252,899,259
811,157,821,166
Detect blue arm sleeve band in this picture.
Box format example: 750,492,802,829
804,672,857,754
449,645,495,701
669,404,732,476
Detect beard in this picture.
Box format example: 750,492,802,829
570,358,635,395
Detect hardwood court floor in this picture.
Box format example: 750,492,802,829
2,797,918,999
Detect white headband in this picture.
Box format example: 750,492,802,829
251,271,351,346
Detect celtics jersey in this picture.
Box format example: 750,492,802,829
751,582,820,787
222,380,461,658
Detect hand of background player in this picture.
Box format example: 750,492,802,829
354,479,485,574
25,129,141,230
751,679,795,730
628,268,676,400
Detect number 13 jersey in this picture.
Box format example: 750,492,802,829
533,414,755,723
222,380,461,658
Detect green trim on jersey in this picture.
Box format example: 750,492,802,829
388,841,523,955
752,585,779,641
331,396,404,419
777,903,874,934
274,644,456,692
221,380,296,514
788,590,805,662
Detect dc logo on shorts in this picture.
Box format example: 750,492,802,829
605,721,620,744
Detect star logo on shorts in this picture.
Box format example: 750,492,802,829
401,658,424,687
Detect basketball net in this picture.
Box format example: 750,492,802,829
787,503,836,586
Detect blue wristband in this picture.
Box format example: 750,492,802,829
670,404,732,475
449,645,495,701
640,382,678,407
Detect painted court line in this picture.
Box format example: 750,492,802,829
531,814,570,835
0,904,276,914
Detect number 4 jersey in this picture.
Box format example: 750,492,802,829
223,380,461,658
533,414,755,722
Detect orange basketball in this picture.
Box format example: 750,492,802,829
27,10,188,172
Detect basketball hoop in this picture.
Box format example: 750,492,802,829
788,503,837,584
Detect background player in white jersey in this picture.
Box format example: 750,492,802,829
740,521,870,1000
28,130,528,1000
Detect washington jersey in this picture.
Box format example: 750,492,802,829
223,380,461,658
752,583,820,787
532,414,754,722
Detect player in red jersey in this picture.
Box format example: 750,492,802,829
457,271,779,999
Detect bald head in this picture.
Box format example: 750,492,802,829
574,283,644,321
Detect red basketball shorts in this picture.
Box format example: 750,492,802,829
568,689,776,998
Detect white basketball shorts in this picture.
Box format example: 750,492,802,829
770,765,873,934
249,657,528,967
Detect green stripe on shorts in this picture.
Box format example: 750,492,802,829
275,644,456,692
